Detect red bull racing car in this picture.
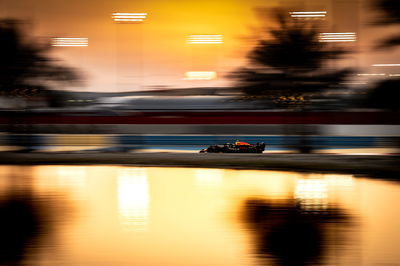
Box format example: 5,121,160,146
200,141,266,153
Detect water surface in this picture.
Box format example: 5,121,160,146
0,166,399,265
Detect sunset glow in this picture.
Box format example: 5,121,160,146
1,0,398,91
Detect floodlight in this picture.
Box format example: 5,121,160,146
187,35,223,44
52,37,88,47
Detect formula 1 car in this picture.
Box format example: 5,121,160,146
200,141,265,153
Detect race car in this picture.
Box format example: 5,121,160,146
199,140,266,153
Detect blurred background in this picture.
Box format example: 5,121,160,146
1,1,400,266
0,0,399,153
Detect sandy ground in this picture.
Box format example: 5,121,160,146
0,151,398,179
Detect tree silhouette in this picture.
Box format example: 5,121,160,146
373,0,400,49
0,19,82,98
230,9,352,108
366,78,400,111
366,1,400,111
241,198,352,266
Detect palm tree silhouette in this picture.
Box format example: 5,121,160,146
373,0,400,49
0,19,82,98
230,9,352,108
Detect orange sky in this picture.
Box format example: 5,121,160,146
1,0,399,92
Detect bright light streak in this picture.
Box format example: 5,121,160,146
290,11,327,18
52,37,88,47
321,37,356,39
340,82,368,85
320,32,355,35
372,64,400,67
113,19,144,22
320,40,356,42
389,74,400,76
290,11,327,14
184,71,217,80
291,15,326,17
357,73,386,76
187,35,223,44
319,32,356,42
112,12,148,22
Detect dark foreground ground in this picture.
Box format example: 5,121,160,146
1,151,399,180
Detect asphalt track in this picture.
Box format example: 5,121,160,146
0,151,398,179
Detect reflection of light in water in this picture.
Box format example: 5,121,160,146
295,178,328,211
29,166,90,201
56,166,88,188
325,174,354,187
195,169,223,188
118,168,149,231
236,171,294,199
34,166,87,193
295,175,354,211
